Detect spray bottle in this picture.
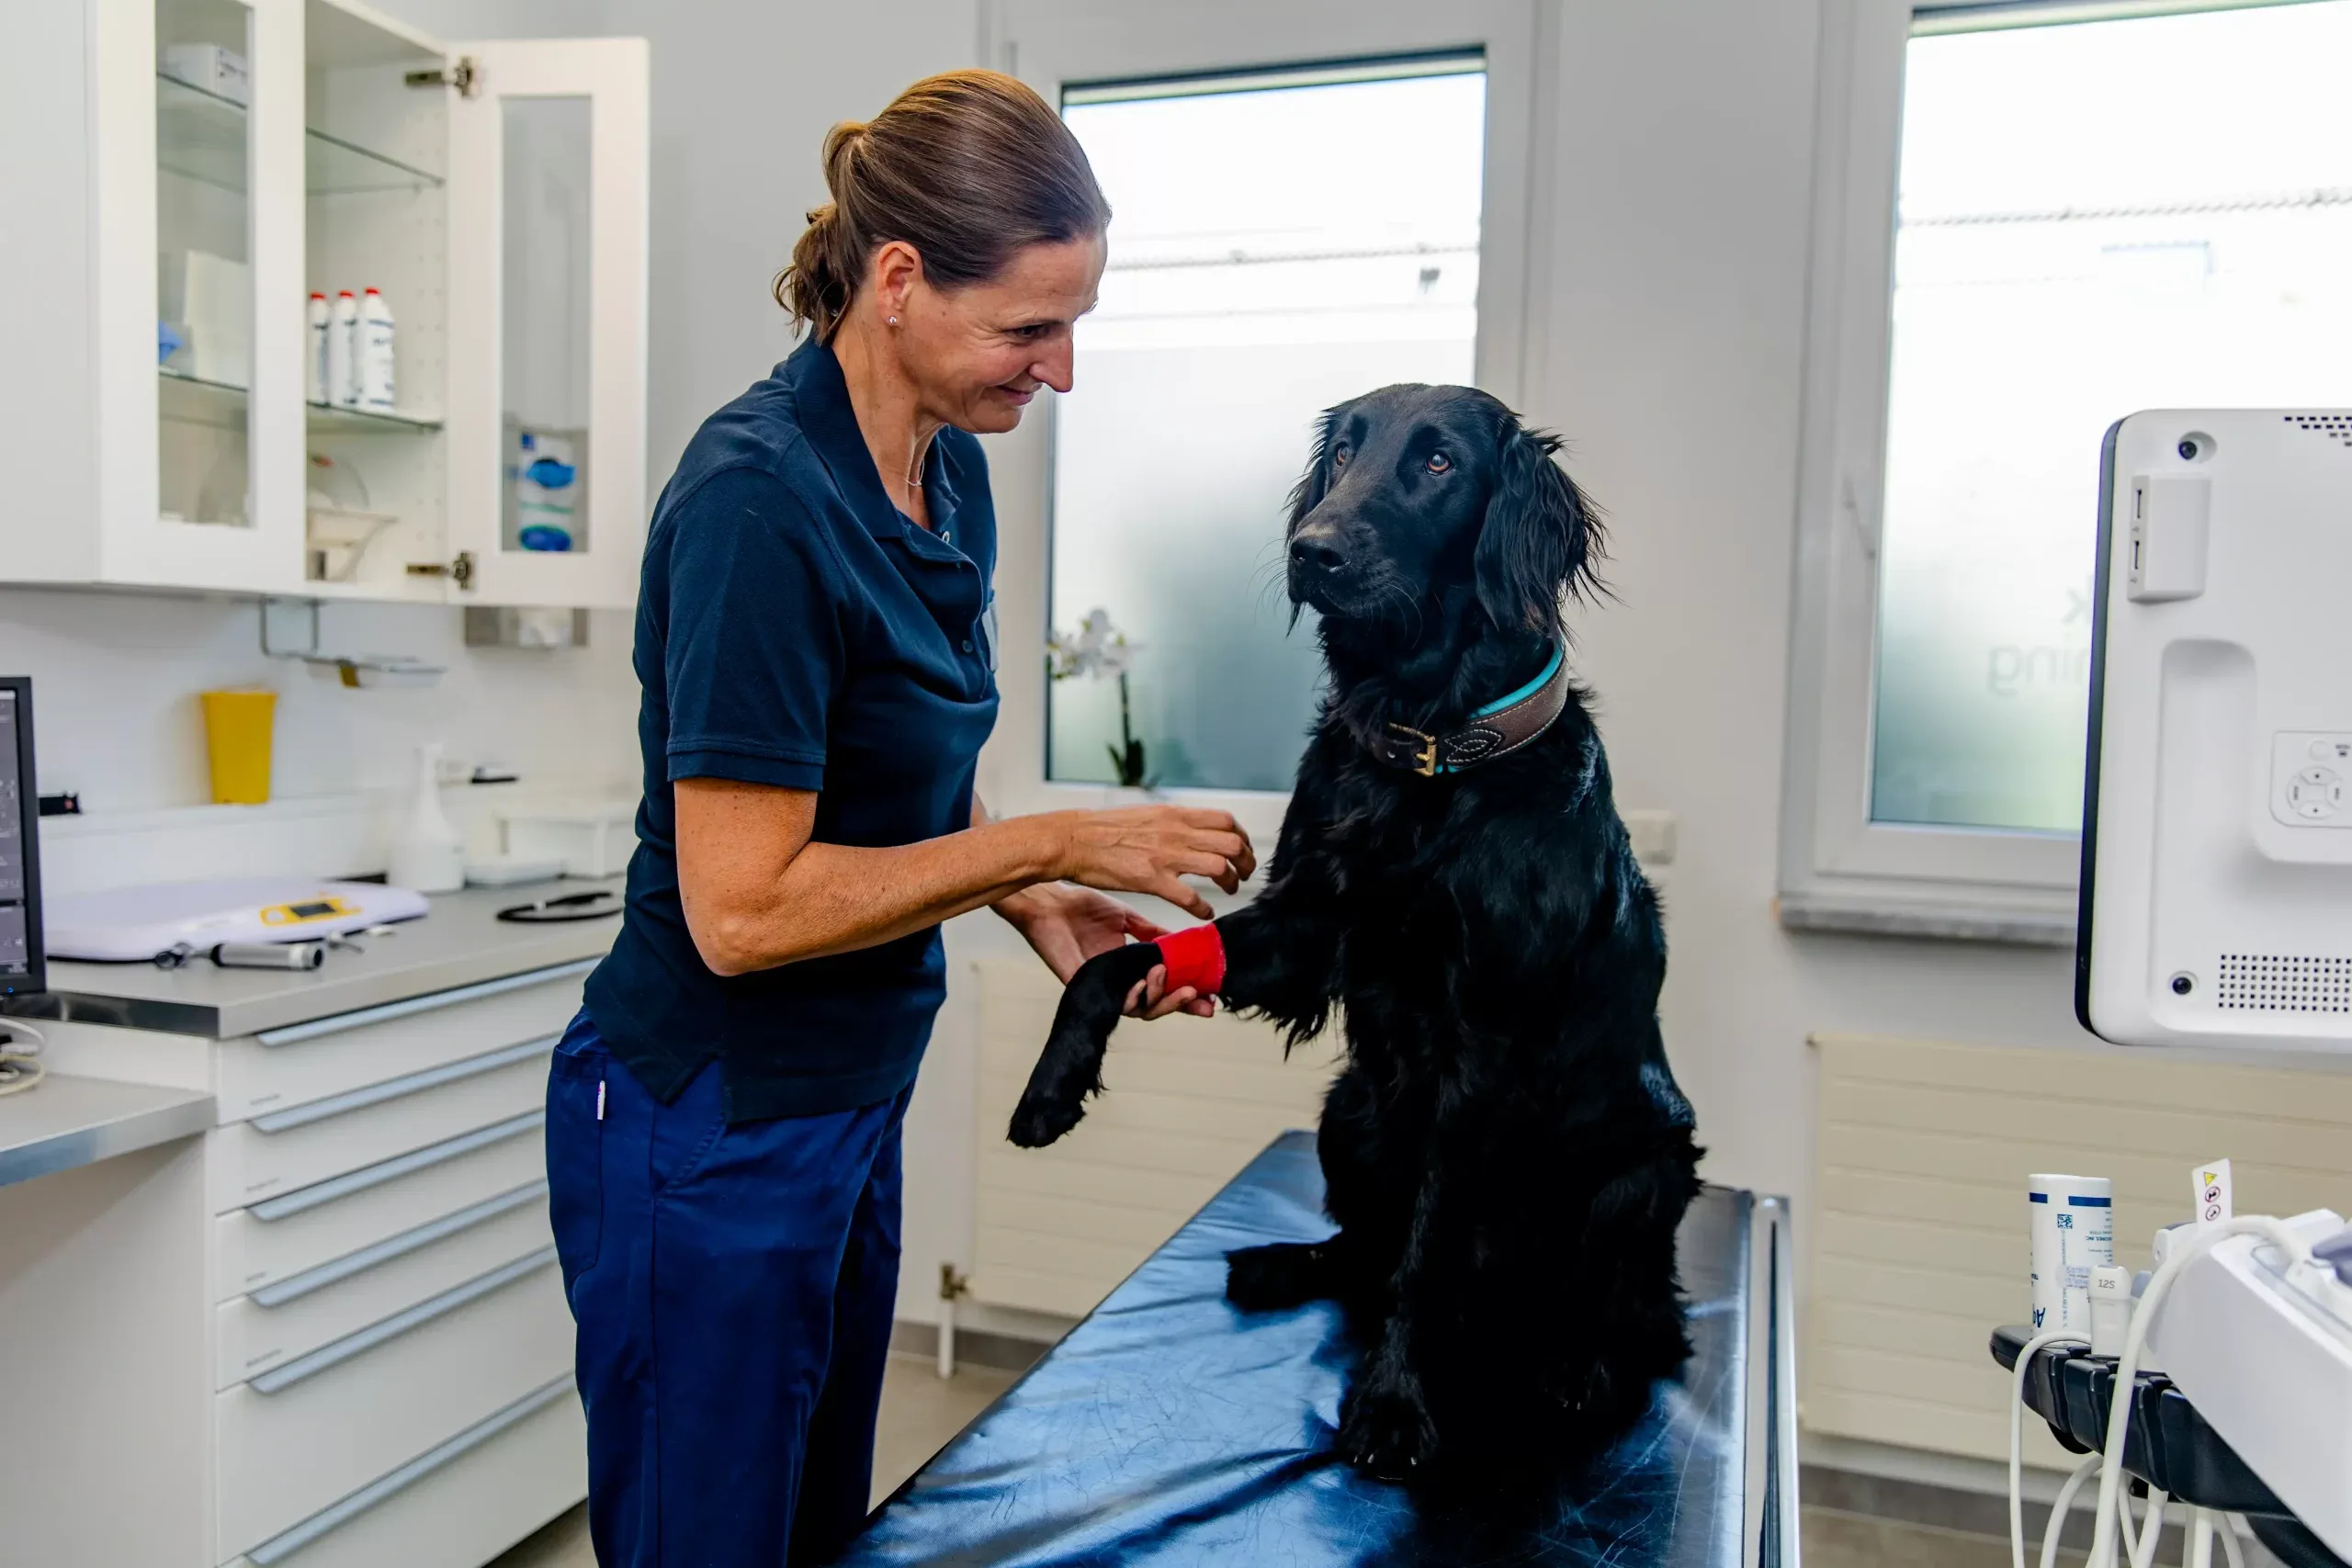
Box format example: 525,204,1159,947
387,742,464,893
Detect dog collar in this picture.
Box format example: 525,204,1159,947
1368,645,1569,777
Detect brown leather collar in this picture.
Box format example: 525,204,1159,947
1366,646,1569,777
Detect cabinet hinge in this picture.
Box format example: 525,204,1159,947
404,56,480,97
405,550,477,591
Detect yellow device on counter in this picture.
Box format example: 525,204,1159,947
258,896,359,928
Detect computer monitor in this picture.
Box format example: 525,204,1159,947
2077,411,2352,1051
0,677,41,998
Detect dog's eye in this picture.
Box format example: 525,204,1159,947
1332,446,1351,470
1426,452,1452,474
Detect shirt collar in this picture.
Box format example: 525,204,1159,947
785,335,963,550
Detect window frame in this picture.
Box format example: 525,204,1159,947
1777,0,2305,944
976,0,1545,852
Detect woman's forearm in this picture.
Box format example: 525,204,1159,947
686,807,1071,976
676,778,1250,977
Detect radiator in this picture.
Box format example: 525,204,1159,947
970,958,1344,1316
1804,1032,2352,1467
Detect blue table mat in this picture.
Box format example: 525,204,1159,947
842,1131,1753,1567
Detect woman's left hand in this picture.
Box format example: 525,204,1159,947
998,884,1214,1019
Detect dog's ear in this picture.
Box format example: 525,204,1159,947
1475,418,1604,641
1285,406,1342,533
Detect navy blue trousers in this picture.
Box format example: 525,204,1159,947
546,1011,909,1566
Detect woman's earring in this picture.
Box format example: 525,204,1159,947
887,315,900,327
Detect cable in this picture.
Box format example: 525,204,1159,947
2084,1217,2317,1568
2012,1328,2091,1568
2187,1508,2216,1568
2113,1484,2165,1568
2040,1453,2103,1568
0,1018,46,1097
2218,1515,2247,1568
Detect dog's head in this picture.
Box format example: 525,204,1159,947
1284,385,1601,646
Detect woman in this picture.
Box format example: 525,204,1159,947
547,71,1254,1567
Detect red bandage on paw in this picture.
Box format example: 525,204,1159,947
1153,922,1226,997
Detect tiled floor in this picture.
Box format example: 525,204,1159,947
1802,1507,2063,1568
487,1354,1018,1568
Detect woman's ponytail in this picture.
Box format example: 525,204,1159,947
774,121,870,341
774,72,1110,344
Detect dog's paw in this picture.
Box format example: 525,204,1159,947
1006,1086,1086,1148
1225,1241,1333,1312
1338,1382,1439,1482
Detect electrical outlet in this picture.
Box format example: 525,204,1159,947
1623,809,1677,867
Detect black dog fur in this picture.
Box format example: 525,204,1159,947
1008,385,1702,1490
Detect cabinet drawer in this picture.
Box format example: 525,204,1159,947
217,1190,551,1390
216,1251,571,1561
215,1113,546,1302
229,1377,584,1568
211,1048,550,1214
217,961,590,1125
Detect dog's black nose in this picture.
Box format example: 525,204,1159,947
1290,536,1346,576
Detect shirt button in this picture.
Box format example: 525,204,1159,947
961,638,975,653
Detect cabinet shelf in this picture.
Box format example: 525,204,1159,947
307,399,444,435
156,73,446,197
156,369,442,435
159,366,250,430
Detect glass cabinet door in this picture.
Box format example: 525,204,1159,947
101,0,301,592
299,2,452,600
155,0,258,528
446,38,648,609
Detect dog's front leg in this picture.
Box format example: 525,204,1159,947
1204,881,1341,1040
1009,816,1343,1148
1005,940,1160,1148
1003,886,1332,1148
1336,1145,1448,1479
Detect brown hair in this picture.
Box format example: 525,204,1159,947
777,70,1111,344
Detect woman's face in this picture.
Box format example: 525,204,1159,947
876,234,1106,434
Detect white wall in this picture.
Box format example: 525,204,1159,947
0,590,636,814
277,0,2105,1376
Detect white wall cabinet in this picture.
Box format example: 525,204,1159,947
2,0,647,609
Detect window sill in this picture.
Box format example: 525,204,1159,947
1775,890,2075,947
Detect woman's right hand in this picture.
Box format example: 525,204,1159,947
1050,806,1257,919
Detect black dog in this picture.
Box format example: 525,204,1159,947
1009,385,1702,1488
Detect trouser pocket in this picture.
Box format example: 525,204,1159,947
545,1011,607,1298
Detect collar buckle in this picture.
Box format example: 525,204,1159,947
1385,723,1442,777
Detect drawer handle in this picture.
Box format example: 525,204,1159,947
254,957,596,1047
250,1247,557,1394
248,1111,543,1222
250,1036,556,1134
244,1371,577,1565
251,1180,549,1307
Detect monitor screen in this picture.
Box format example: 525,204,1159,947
0,681,44,995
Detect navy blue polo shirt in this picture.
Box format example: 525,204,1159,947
584,337,1000,1122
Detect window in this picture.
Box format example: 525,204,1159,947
1047,59,1487,792
1874,1,2352,834
1783,0,2352,935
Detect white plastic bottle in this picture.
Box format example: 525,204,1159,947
387,742,464,893
357,288,395,412
327,290,358,407
306,292,329,404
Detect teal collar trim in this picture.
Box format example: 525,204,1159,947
1471,644,1566,721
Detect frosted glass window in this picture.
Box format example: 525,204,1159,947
1050,61,1486,791
1871,2,2352,832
